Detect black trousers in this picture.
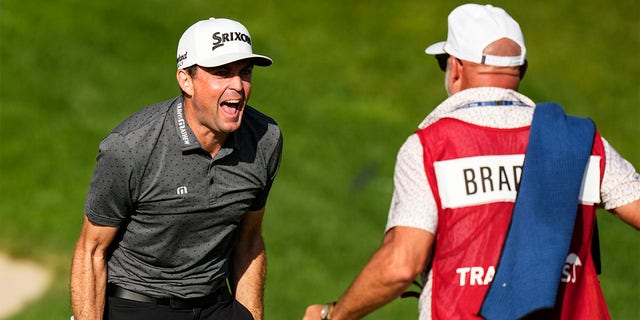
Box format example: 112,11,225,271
104,295,254,320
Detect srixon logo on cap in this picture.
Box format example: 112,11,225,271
211,31,252,50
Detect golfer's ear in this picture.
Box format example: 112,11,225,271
177,69,194,96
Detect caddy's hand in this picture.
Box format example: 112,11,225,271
303,304,324,320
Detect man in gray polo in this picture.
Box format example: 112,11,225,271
70,18,282,320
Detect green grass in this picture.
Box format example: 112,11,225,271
1,0,638,319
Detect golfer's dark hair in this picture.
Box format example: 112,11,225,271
184,65,198,78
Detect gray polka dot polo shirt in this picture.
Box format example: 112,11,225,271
84,96,283,298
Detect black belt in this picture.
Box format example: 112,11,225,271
107,284,230,309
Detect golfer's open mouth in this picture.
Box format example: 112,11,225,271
220,99,242,116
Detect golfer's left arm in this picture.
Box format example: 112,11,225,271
232,207,267,320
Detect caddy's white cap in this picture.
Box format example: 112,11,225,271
177,18,272,69
425,4,526,67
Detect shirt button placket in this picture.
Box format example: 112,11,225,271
208,159,216,204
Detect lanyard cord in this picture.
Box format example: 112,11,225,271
457,100,530,110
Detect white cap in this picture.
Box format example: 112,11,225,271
177,18,272,69
425,4,526,67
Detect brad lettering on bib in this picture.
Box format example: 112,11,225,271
434,155,601,208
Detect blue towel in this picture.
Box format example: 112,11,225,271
479,103,595,319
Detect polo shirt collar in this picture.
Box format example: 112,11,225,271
173,96,201,152
173,96,242,154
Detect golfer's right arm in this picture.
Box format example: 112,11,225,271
71,215,118,320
